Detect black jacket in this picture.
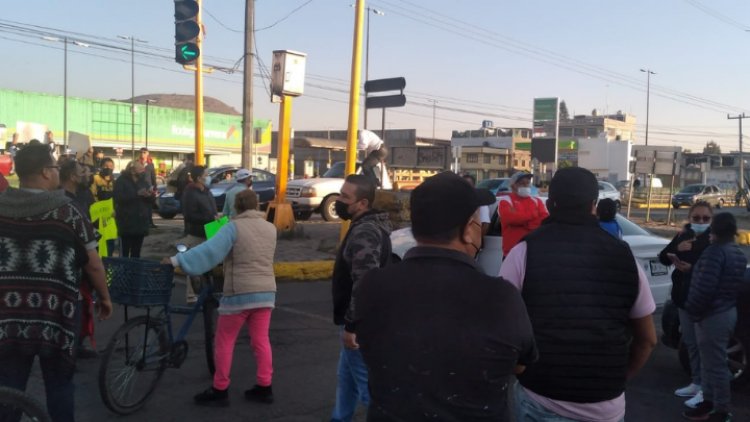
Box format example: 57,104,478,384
113,175,152,237
519,213,639,403
686,241,747,321
182,183,217,238
331,210,391,331
658,225,712,308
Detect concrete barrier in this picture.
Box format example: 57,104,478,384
274,260,334,281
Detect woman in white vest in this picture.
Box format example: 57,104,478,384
166,189,278,406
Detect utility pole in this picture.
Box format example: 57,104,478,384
64,37,68,149
430,99,437,139
640,68,656,146
241,0,255,169
728,113,748,191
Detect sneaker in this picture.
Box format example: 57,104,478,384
244,385,273,404
194,386,229,407
683,400,713,421
707,411,732,422
684,391,704,408
675,383,702,397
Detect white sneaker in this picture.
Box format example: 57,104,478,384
675,383,701,397
684,390,704,408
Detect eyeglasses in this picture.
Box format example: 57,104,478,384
691,216,711,223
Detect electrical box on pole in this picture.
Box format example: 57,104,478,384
174,0,201,65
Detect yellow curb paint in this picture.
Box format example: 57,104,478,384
274,260,334,281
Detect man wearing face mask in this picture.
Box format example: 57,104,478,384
500,167,656,422
330,174,392,422
498,171,548,258
354,171,537,421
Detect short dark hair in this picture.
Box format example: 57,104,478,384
710,212,737,242
345,174,376,207
461,173,476,186
190,165,207,180
59,158,79,182
100,157,114,167
235,189,259,213
596,198,617,222
14,143,54,178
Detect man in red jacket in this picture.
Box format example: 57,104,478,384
499,171,548,258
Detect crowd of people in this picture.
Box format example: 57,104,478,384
0,136,747,422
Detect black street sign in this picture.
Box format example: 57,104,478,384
366,95,406,109
365,77,406,93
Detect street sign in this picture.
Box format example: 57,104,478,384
364,77,406,93
366,95,406,109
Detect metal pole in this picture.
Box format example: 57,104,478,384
381,108,386,141
666,153,677,225
644,72,651,147
741,116,744,192
195,0,205,166
130,36,135,160
363,8,370,129
342,0,365,240
145,100,150,150
276,96,292,202
432,99,436,139
626,170,635,219
63,37,68,150
241,0,255,169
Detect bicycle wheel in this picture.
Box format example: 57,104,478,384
0,386,51,422
203,296,219,375
98,315,169,415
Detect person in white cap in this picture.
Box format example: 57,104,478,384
222,168,253,218
498,171,548,258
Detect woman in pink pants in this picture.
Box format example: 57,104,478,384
166,189,277,406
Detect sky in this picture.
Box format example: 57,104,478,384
2,0,750,153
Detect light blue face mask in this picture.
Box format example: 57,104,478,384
692,223,709,234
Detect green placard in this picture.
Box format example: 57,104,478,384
533,98,559,122
204,216,229,239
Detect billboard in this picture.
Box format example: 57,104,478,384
531,97,559,163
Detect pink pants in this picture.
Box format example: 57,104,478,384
212,308,273,390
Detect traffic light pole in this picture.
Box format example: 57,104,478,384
241,0,254,169
195,0,205,166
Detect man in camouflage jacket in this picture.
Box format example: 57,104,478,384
330,174,392,422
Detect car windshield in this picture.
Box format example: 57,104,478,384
477,179,505,190
680,185,704,194
616,214,650,236
323,162,345,178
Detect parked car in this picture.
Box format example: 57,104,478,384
156,167,275,219
598,181,622,210
285,161,361,221
671,184,725,209
661,278,750,387
390,211,673,307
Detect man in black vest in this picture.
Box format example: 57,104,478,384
355,171,538,421
500,167,657,421
330,174,392,422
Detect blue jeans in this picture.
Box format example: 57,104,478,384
513,383,624,422
331,344,370,422
695,307,737,413
679,308,702,386
0,354,75,422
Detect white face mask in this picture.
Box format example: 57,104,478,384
692,223,709,234
517,187,532,198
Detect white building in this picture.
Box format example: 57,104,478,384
576,134,632,182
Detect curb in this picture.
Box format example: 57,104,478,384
274,260,334,281
629,203,671,209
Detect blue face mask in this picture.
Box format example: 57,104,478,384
692,223,709,234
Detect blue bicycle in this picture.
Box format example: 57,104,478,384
97,254,220,415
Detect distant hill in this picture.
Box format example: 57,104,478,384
118,94,241,116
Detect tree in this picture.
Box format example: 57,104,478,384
703,140,721,155
559,100,570,121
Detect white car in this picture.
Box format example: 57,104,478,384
390,213,672,306
598,181,622,211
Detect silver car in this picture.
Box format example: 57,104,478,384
598,181,622,211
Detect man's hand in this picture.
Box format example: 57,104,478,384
677,239,695,252
342,330,359,350
674,261,692,273
96,298,114,321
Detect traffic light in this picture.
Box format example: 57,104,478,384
174,0,200,65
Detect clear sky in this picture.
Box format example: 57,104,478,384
2,0,750,152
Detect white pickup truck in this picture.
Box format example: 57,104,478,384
286,162,359,221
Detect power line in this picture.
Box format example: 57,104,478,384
683,0,749,31
256,0,315,32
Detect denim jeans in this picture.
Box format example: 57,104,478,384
678,308,702,386
695,307,737,413
330,342,370,422
0,354,75,422
513,383,624,422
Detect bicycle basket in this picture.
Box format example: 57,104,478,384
104,258,174,306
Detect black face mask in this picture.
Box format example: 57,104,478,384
334,200,353,221
100,168,112,177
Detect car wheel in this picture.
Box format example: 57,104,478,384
158,212,177,219
295,211,313,221
321,195,340,222
679,335,750,387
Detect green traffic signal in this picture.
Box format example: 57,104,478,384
175,43,199,65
